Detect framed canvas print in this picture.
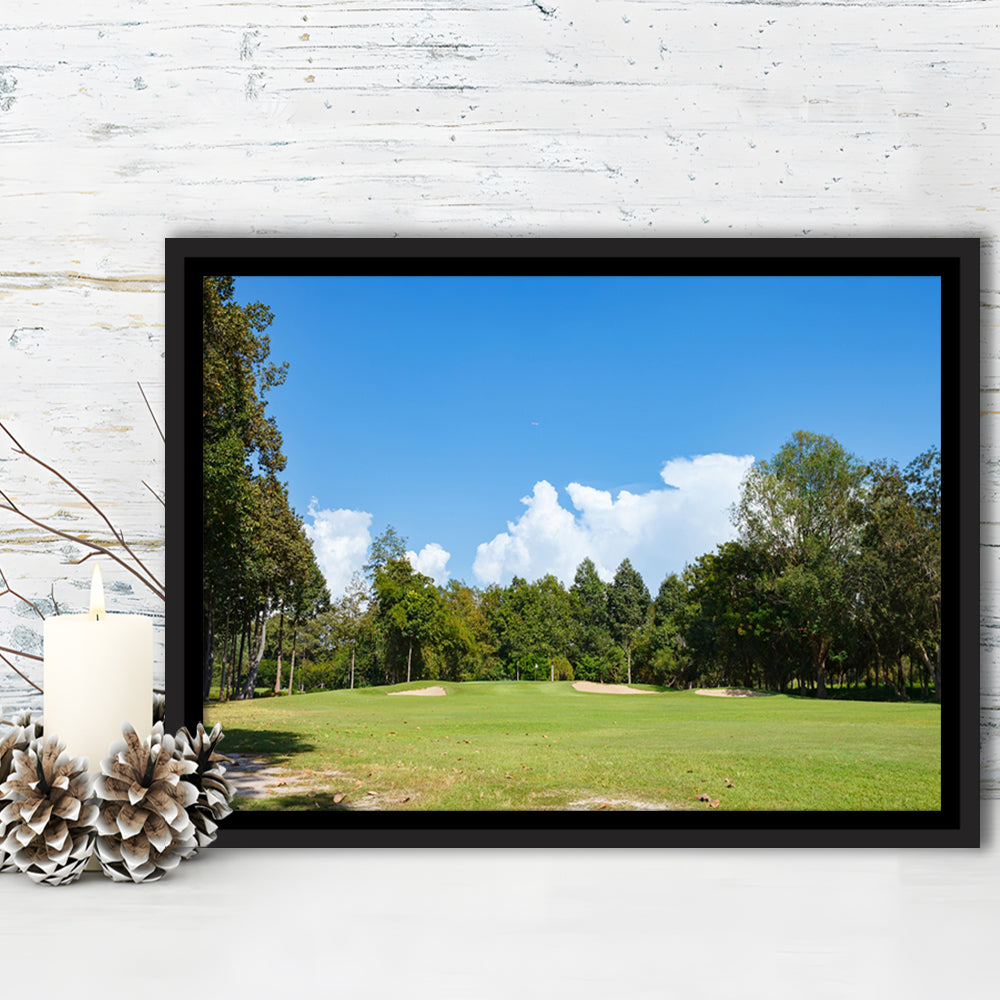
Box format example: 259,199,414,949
165,237,978,847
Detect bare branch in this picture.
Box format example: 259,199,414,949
0,420,25,454
0,502,165,602
138,381,165,444
0,417,165,597
0,646,42,662
0,563,46,620
0,650,43,693
142,480,166,507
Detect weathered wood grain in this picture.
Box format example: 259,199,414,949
0,277,165,710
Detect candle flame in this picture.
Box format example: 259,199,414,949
89,564,106,620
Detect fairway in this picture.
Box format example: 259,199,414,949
206,682,941,812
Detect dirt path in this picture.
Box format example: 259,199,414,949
223,753,345,799
222,753,411,809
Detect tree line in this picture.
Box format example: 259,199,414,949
202,277,330,704
203,280,941,703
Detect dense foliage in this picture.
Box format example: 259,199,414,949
202,277,329,702
204,282,941,703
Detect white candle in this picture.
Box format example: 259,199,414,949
43,565,153,775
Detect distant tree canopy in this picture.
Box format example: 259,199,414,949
201,280,941,704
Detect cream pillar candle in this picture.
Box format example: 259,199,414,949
43,565,153,775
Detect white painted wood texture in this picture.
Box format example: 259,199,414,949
0,1,997,994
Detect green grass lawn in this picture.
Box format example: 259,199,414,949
205,681,941,812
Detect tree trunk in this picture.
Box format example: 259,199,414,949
203,605,215,702
917,642,940,703
233,626,247,701
218,621,230,703
350,643,355,690
626,646,632,686
240,606,269,700
288,620,299,695
407,640,412,684
274,600,285,695
811,636,828,699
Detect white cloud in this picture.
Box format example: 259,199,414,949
303,501,372,600
303,500,453,598
472,453,755,590
406,542,452,587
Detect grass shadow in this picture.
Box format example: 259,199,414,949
217,726,317,766
232,791,356,812
784,684,938,703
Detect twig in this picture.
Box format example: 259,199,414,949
0,562,46,620
0,646,42,662
0,502,165,601
0,650,43,693
0,417,165,599
138,381,165,444
142,480,166,507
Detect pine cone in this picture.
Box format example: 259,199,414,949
0,724,32,873
11,710,41,735
0,735,97,886
176,722,234,850
94,722,199,883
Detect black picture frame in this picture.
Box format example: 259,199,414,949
165,237,979,848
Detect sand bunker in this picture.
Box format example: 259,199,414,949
387,685,447,697
572,681,655,695
695,687,776,698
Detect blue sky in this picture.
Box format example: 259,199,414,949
232,274,941,598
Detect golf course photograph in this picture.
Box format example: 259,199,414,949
197,264,946,822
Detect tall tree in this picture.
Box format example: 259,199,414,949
634,572,690,687
364,526,408,585
569,558,615,679
607,558,651,685
435,581,491,681
202,276,286,699
284,541,330,695
733,430,867,698
373,557,440,684
857,451,941,699
904,447,942,700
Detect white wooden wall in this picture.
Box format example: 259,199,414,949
0,1,996,996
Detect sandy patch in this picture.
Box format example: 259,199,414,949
572,681,655,695
695,687,776,698
387,685,447,697
223,753,346,799
566,796,685,811
224,754,414,810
